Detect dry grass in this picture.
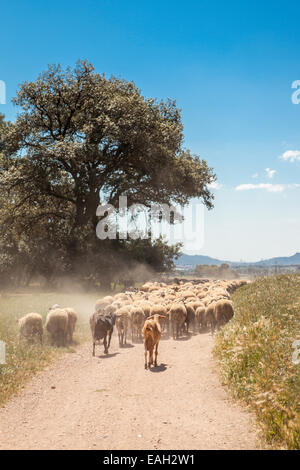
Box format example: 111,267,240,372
214,274,300,449
0,291,98,406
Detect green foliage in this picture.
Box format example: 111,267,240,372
215,275,300,449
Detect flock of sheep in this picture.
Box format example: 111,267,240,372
17,278,248,370
90,278,248,369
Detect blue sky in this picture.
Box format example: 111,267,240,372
1,0,300,261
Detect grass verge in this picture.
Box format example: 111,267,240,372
214,274,300,449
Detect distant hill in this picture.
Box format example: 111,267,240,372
176,254,226,266
176,252,300,267
252,252,300,266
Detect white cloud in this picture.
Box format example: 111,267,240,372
280,150,300,162
265,168,276,179
208,182,222,190
235,183,284,192
235,183,300,193
252,173,259,178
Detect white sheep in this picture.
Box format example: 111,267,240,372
49,304,78,344
45,308,68,346
18,313,43,344
64,308,78,343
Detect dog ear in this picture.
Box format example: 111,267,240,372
147,315,154,320
158,315,167,319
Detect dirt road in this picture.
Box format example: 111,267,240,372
0,332,258,450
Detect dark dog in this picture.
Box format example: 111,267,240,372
90,311,116,356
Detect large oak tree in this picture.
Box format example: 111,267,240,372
0,61,216,287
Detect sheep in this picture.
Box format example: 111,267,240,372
114,292,130,301
189,300,205,311
139,282,151,292
95,298,111,312
49,304,77,344
115,314,129,347
130,306,145,342
138,301,151,318
195,305,206,332
119,299,132,307
213,289,230,299
165,293,176,302
115,306,130,347
168,302,187,339
49,304,60,310
148,295,161,305
18,313,43,344
111,300,123,311
142,314,166,369
226,281,237,295
184,301,196,334
64,308,78,343
90,310,116,356
214,299,234,328
45,308,68,346
226,279,247,295
203,296,215,306
148,285,160,293
194,291,206,300
180,290,195,300
150,304,168,334
204,302,217,334
102,295,114,303
104,303,119,315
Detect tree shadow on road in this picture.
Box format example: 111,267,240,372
149,363,167,373
131,339,143,345
160,335,171,341
176,335,191,341
120,343,134,349
97,352,120,359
